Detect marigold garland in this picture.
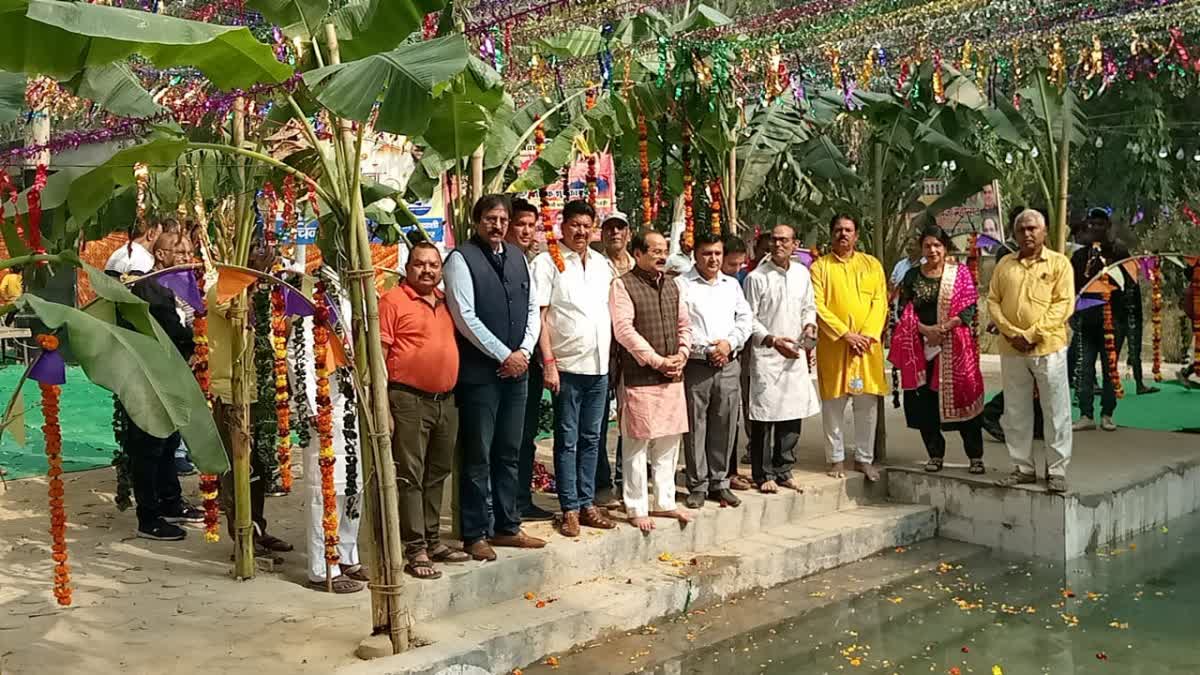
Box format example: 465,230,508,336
313,283,340,566
682,120,694,249
534,117,564,272
1102,289,1124,399
586,152,598,208
1150,261,1163,382
261,182,278,247
281,175,298,243
967,233,980,335
270,285,292,494
1192,264,1200,373
191,266,220,542
709,178,722,236
38,334,70,606
638,114,651,226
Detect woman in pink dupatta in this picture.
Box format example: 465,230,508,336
888,226,986,473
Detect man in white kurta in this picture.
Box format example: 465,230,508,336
743,224,821,493
294,280,363,592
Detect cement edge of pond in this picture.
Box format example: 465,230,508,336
340,502,937,675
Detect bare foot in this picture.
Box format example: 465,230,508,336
827,461,846,478
777,478,803,493
630,516,655,533
650,509,693,525
854,461,880,482
759,480,779,494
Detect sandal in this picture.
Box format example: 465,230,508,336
404,559,443,580
257,534,294,552
968,459,986,475
924,458,944,473
308,575,364,594
341,565,370,582
429,545,471,564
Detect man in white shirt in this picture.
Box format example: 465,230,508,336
532,200,617,537
676,232,753,509
665,229,694,275
743,224,822,493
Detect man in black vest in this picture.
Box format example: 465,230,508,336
444,194,546,561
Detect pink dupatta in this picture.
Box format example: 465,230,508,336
887,263,984,423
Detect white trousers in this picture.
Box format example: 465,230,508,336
1000,348,1073,478
622,434,682,518
821,395,879,463
307,489,361,583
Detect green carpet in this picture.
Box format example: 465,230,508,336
0,365,116,480
1075,378,1197,432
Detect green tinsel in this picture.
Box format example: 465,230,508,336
111,395,132,512
290,319,312,449
250,285,281,481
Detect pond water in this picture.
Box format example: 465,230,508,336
527,511,1200,675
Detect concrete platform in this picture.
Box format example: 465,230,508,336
340,501,936,675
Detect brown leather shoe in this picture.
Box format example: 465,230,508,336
579,506,616,530
464,540,497,561
489,530,547,549
729,474,753,491
559,510,581,537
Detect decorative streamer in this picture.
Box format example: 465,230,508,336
638,114,652,227
1150,260,1163,382
313,282,340,569
709,178,722,236
1102,289,1124,399
290,318,312,449
932,48,946,103
1049,37,1067,89
682,120,694,248
338,367,359,517
37,334,70,606
270,285,292,494
26,164,47,260
134,162,150,233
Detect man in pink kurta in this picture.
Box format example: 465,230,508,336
609,230,693,532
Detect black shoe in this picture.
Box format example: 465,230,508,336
174,456,198,476
163,505,205,524
709,488,741,507
981,417,1005,443
137,519,187,541
520,505,556,522
684,491,706,509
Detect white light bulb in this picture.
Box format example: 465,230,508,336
1030,146,1040,158
1177,148,1186,160
1095,137,1103,148
949,160,958,171
922,164,931,172
1158,147,1169,159
1005,152,1014,165
1193,151,1200,162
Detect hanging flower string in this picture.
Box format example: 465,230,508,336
270,285,292,494
134,162,150,233
682,119,694,247
26,164,47,261
260,181,279,248
586,152,598,209
1192,263,1200,375
313,283,340,569
1102,288,1124,399
638,113,652,226
281,175,298,244
534,117,564,272
34,334,70,606
1150,259,1163,382
192,265,221,542
709,178,723,236
967,233,981,335
338,367,359,518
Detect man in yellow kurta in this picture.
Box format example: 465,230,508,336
811,215,888,481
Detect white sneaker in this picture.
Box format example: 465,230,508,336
1100,416,1117,431
1072,416,1095,431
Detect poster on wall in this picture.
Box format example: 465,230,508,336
926,180,1005,242
516,150,616,238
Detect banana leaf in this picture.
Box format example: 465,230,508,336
0,69,24,124
65,63,162,118
324,0,446,61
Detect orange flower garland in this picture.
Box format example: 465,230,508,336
586,152,598,209
682,120,694,249
534,117,564,272
261,181,278,247
1150,261,1163,382
638,114,651,226
709,179,722,236
38,334,70,606
192,267,220,543
1102,289,1124,399
1192,264,1200,373
270,285,292,494
313,284,339,566
967,233,980,335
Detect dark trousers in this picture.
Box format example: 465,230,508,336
1120,304,1144,386
982,392,1044,440
918,417,983,460
552,373,608,512
517,361,544,513
125,419,184,529
457,377,528,545
1076,321,1117,419
595,387,623,491
390,387,458,559
214,400,268,537
682,359,740,493
749,418,802,485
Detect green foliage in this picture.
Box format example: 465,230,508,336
65,63,162,118
0,70,26,124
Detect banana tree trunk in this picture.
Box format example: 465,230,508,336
230,96,255,579
324,23,410,654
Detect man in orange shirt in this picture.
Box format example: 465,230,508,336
380,242,469,579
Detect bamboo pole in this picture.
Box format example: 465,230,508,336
230,96,256,579
1055,118,1071,254
470,146,485,206
727,146,738,234
325,23,410,654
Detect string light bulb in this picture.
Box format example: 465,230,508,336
1158,147,1169,159
1095,137,1104,148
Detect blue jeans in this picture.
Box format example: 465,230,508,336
457,376,528,545
552,372,608,512
517,360,544,513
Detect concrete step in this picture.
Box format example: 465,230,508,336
402,467,878,623
341,502,937,675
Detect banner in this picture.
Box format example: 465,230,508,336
517,150,616,236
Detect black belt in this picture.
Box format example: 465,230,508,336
388,381,452,401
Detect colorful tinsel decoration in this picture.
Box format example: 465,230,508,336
26,164,47,260
1102,289,1124,399
933,49,946,103
134,162,150,234
338,366,359,518
313,283,340,567
39,334,70,606
638,114,651,226
1150,260,1163,382
682,120,694,249
270,285,292,494
709,178,722,236
290,322,312,449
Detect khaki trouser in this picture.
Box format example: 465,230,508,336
389,387,458,559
